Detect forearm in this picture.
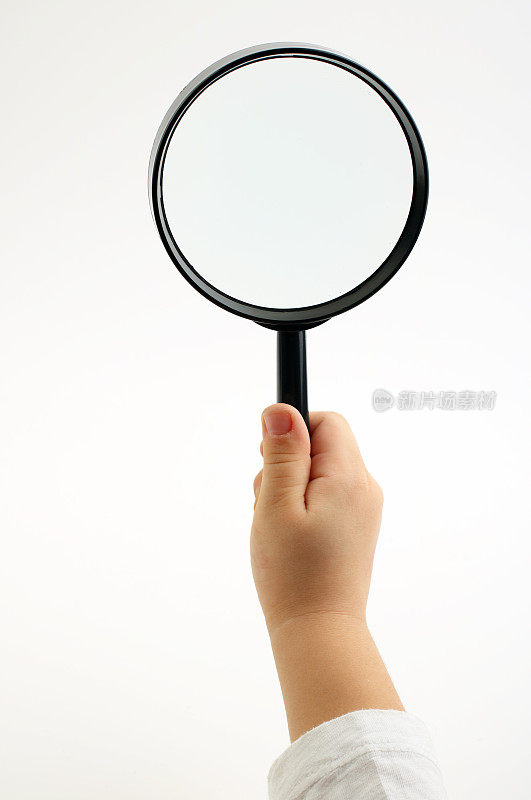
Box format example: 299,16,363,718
268,611,403,742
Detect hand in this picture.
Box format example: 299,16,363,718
251,403,382,637
251,403,402,741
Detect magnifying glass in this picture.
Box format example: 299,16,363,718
148,43,428,428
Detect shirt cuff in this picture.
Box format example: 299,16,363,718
268,709,441,800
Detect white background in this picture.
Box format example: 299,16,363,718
1,1,530,798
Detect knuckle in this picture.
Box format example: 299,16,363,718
264,471,305,496
327,411,349,428
330,470,383,509
256,492,303,522
263,451,304,467
328,473,358,501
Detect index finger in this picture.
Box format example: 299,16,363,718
308,411,368,483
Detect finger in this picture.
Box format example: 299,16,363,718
258,403,311,512
308,411,369,485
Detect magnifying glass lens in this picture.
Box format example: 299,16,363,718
161,57,413,310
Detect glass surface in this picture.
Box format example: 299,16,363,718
161,57,413,309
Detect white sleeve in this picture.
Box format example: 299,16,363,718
268,709,447,800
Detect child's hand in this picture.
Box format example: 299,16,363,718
251,403,402,742
251,403,383,638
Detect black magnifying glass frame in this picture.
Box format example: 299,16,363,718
148,42,429,428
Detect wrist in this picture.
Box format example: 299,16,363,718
266,609,402,742
265,604,367,649
267,608,369,646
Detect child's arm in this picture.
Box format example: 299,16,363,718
252,405,401,741
251,405,446,799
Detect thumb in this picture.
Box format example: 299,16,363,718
258,403,311,511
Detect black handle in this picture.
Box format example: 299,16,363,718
277,330,309,430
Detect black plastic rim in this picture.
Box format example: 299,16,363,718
148,42,429,330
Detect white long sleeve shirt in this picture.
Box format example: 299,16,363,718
268,710,447,800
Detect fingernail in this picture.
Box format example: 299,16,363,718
263,409,293,436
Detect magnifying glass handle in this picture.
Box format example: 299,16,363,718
277,330,310,432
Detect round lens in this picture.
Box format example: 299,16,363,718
159,56,414,310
